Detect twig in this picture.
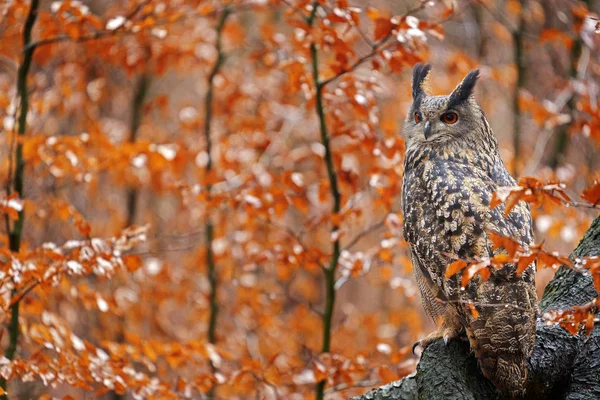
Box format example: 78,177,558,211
316,0,435,89
24,0,149,51
523,128,553,175
435,297,533,313
24,28,126,51
352,21,376,49
342,220,386,251
124,0,152,20
324,379,380,394
279,0,312,21
546,186,600,210
317,39,392,89
283,279,324,317
24,1,255,52
562,200,600,210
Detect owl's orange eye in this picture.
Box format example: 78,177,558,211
414,112,422,123
441,112,458,124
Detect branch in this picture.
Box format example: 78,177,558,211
343,219,386,252
279,0,312,22
511,3,525,177
563,200,600,210
307,2,342,399
1,2,39,398
317,38,393,89
325,379,380,394
203,7,231,397
126,72,151,228
316,0,440,89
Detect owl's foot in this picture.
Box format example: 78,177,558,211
412,325,462,355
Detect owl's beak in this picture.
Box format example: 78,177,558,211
423,121,432,140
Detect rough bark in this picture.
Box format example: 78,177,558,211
354,215,600,400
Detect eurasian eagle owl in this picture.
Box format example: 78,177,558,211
402,63,537,397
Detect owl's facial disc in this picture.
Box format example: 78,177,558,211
412,98,460,142
408,64,481,145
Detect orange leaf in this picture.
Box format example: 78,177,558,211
379,248,393,262
461,260,490,287
366,7,380,20
503,192,524,216
76,219,91,237
593,273,600,294
537,250,571,269
516,254,536,275
562,321,579,335
489,232,522,256
491,186,523,214
123,255,143,272
313,360,327,382
445,260,467,278
374,17,393,41
539,28,573,49
585,312,595,335
468,303,479,319
581,181,600,205
441,7,454,20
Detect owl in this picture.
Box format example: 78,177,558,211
401,64,537,397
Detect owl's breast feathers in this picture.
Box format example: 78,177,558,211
403,156,533,280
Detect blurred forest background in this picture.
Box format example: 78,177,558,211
0,0,599,398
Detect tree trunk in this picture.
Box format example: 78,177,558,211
354,215,600,400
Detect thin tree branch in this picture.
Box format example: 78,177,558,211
126,73,150,228
511,2,525,177
308,2,342,399
1,1,39,398
317,38,393,89
203,7,231,397
324,379,380,394
279,0,312,22
343,220,387,252
473,0,518,34
317,0,437,89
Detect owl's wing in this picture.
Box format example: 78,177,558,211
409,245,447,321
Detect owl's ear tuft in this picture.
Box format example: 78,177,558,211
448,69,479,108
412,63,432,101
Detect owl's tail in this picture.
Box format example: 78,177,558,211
465,278,537,398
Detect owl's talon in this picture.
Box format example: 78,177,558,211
415,324,461,353
412,341,421,355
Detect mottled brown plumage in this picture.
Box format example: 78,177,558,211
402,64,537,398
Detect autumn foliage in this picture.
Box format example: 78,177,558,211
0,0,598,399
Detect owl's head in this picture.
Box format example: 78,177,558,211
404,63,487,149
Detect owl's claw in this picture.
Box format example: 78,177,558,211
444,334,450,346
412,341,421,355
414,325,462,355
